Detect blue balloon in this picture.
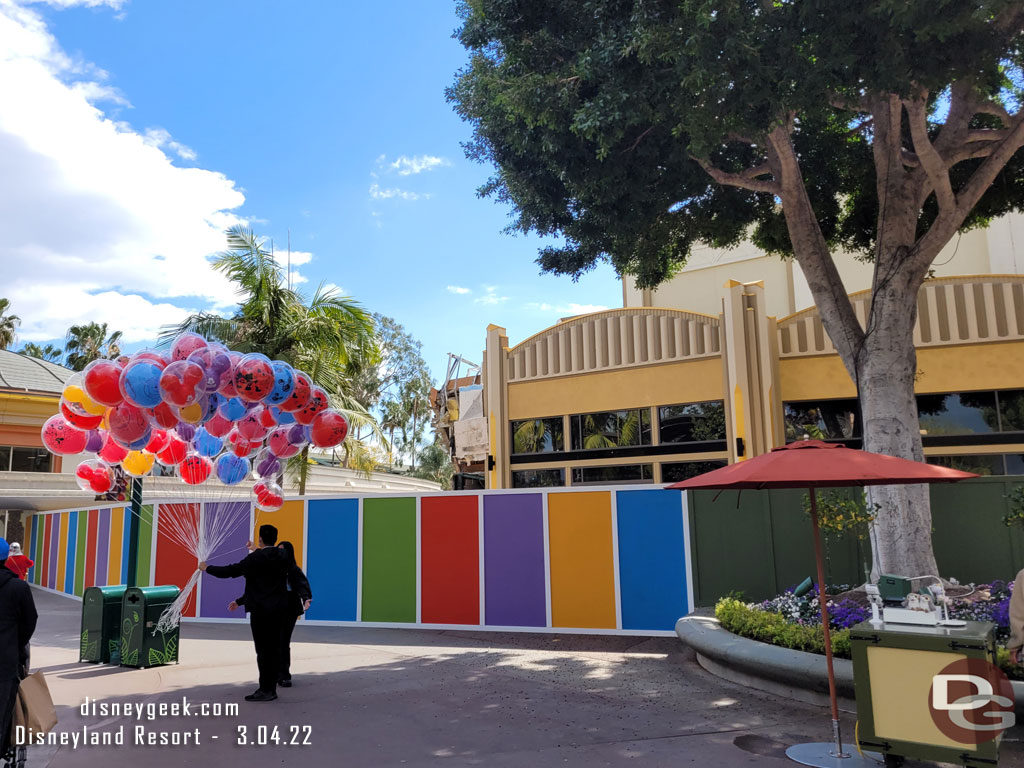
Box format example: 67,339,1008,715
272,406,295,425
128,428,153,451
215,453,250,486
193,426,224,458
122,361,163,408
265,361,296,406
218,396,247,422
200,392,224,423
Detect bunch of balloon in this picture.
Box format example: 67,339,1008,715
41,333,350,631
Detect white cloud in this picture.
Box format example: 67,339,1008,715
24,0,125,8
0,0,247,342
369,182,424,201
446,285,471,295
387,154,450,176
474,286,509,306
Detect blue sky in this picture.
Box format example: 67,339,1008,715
1,0,622,381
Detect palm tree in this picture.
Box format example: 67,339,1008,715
64,322,123,371
379,401,405,470
0,299,20,350
18,343,63,364
165,225,381,493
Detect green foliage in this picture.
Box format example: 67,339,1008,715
80,630,98,661
411,439,456,489
0,298,20,351
64,322,122,371
18,343,63,363
716,597,852,658
804,490,878,540
449,1,1024,287
1003,485,1024,528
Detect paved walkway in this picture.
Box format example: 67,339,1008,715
22,588,1024,767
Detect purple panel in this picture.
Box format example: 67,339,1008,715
48,515,59,588
96,509,111,587
483,494,547,627
199,502,251,619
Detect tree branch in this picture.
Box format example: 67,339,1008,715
690,155,780,194
905,97,955,215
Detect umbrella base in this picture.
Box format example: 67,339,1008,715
786,743,882,767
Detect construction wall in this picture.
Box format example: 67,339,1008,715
24,487,694,636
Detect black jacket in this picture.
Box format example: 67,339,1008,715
206,547,289,615
0,566,37,680
237,563,311,618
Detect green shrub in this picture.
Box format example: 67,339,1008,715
716,597,852,658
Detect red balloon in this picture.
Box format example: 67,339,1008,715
233,438,256,458
60,401,104,431
236,409,270,442
76,462,113,494
294,387,328,426
98,435,128,465
83,360,124,407
41,415,88,456
204,413,234,438
233,354,275,403
144,429,171,455
159,361,206,407
145,402,179,430
278,372,311,413
133,350,168,369
107,402,149,445
309,409,349,449
157,437,188,466
179,454,212,485
170,332,208,362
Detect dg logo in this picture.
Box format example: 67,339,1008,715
929,657,1015,744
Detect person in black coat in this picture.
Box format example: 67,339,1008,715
200,524,288,702
275,541,311,687
0,537,38,755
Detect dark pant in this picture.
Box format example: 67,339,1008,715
0,677,18,756
249,611,284,694
279,612,299,681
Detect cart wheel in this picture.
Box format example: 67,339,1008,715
883,755,904,768
15,746,26,768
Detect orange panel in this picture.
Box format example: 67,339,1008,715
547,492,617,629
254,500,304,566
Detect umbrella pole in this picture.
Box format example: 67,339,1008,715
809,488,847,758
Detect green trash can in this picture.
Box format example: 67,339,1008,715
80,585,127,664
119,586,181,669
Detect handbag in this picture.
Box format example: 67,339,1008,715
10,672,57,744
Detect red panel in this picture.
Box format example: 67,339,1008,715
154,503,198,618
42,516,52,588
84,509,98,589
420,496,479,625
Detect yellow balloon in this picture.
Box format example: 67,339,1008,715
178,402,203,424
63,384,106,416
122,450,155,478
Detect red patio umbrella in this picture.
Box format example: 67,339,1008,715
666,439,977,767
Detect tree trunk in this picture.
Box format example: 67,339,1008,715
855,273,940,580
298,445,309,496
410,408,418,471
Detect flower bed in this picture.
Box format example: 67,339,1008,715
715,579,1022,680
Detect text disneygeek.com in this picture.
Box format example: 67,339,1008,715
15,697,313,748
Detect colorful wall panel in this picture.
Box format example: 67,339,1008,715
24,488,694,636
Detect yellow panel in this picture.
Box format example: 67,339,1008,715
547,492,616,629
107,507,124,585
254,500,305,568
866,645,974,751
508,358,724,420
56,512,69,590
779,356,857,401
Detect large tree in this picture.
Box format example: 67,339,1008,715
450,1,1024,577
18,343,63,364
0,299,20,350
64,322,122,371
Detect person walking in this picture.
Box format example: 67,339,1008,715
4,544,33,581
276,541,311,688
0,537,38,758
200,524,288,702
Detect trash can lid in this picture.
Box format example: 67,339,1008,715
124,585,181,602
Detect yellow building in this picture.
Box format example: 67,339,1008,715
480,215,1024,489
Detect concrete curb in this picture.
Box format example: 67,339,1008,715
675,615,1024,710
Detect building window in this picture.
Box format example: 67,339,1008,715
8,447,53,472
570,464,654,486
784,399,860,442
510,418,564,455
0,446,9,471
569,409,652,451
1006,454,1024,475
658,401,726,444
917,392,998,436
997,390,1024,432
511,468,565,488
661,460,728,483
926,454,1005,476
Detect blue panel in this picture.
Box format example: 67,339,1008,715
64,511,77,595
616,490,690,631
304,498,359,621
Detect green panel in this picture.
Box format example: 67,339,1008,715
691,489,776,605
361,497,416,622
74,510,88,597
930,477,1022,584
119,587,179,668
136,505,154,588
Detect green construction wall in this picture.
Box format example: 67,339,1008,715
690,476,1024,606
